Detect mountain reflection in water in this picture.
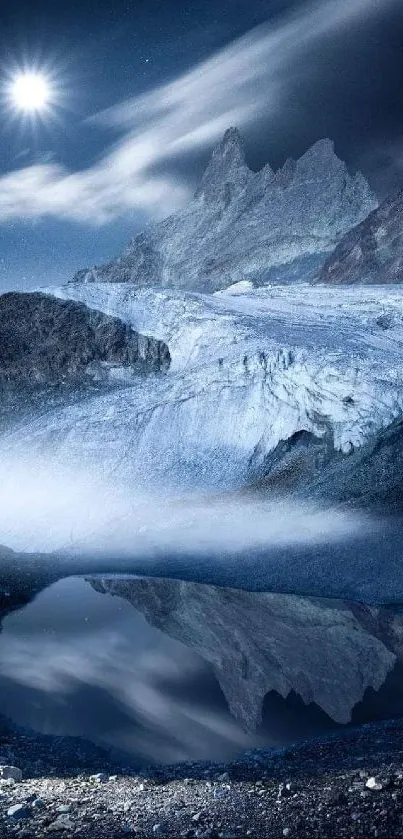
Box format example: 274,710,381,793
1,575,403,767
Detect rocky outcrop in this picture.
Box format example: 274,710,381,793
251,420,403,511
0,292,170,392
89,576,403,730
319,190,403,284
72,130,377,292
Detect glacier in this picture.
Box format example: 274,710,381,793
0,279,403,555
52,279,403,469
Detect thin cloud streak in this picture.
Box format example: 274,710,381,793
0,0,399,226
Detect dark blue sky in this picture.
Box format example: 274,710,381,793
0,0,403,290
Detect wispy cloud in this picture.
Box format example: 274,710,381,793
0,0,398,226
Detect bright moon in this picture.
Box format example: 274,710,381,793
10,72,51,112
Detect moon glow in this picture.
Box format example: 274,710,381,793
10,72,51,112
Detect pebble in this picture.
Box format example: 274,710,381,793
213,786,230,798
1,719,403,839
50,814,75,830
32,798,45,809
278,782,292,798
7,803,32,819
366,777,383,791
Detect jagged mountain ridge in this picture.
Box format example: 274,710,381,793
72,129,377,292
319,188,403,284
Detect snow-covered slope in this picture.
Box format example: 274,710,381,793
54,279,403,457
1,280,402,492
72,130,377,292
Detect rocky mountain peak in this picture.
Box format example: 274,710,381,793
71,128,378,291
298,137,338,167
195,126,251,203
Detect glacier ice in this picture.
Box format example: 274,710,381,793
0,280,403,553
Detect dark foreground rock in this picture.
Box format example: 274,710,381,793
0,292,170,388
0,291,170,431
1,718,403,837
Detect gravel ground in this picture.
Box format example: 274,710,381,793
1,718,403,838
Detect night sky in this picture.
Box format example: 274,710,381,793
0,0,403,290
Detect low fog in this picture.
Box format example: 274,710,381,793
0,453,368,556
2,452,399,603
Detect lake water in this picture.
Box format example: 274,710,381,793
1,574,403,767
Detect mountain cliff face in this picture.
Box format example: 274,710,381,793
319,189,403,284
0,292,170,391
72,130,377,292
89,576,403,729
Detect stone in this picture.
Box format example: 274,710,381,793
32,798,46,809
50,814,75,830
89,772,108,783
278,783,292,798
7,803,31,819
0,765,22,781
366,777,383,791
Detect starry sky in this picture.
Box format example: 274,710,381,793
0,0,403,290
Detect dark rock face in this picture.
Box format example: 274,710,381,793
319,190,403,284
0,292,170,391
252,420,403,511
250,429,341,493
71,130,377,292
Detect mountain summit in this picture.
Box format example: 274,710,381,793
194,127,251,204
72,129,377,291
